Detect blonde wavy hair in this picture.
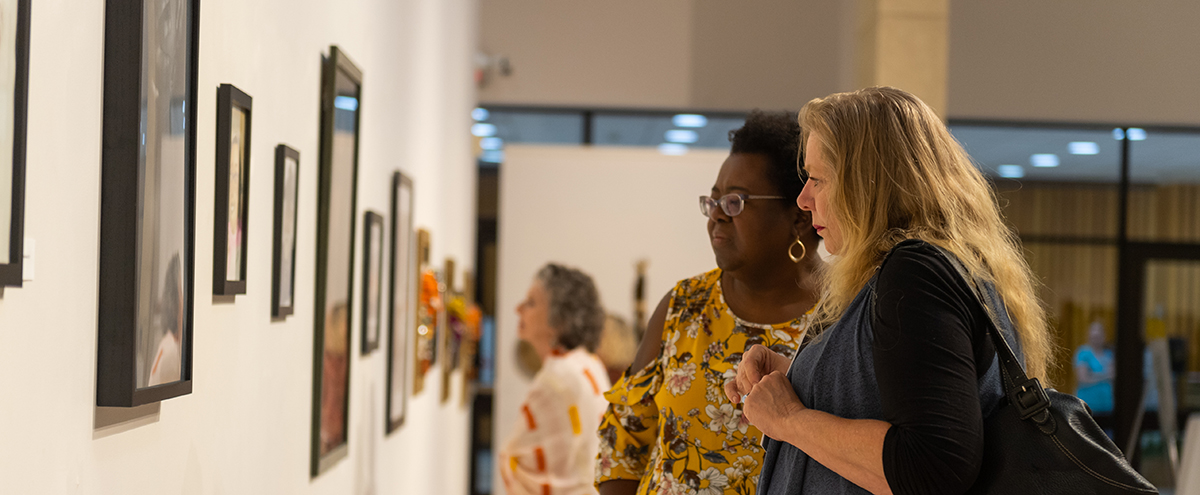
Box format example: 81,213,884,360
799,86,1053,382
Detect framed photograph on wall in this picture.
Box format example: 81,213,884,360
0,0,30,287
311,45,361,478
213,83,251,296
361,210,383,354
271,144,299,318
96,0,199,407
386,171,414,434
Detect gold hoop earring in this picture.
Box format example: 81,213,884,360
788,237,806,263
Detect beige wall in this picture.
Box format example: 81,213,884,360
479,0,694,108
482,0,1200,124
688,0,848,111
948,0,1200,124
479,0,850,111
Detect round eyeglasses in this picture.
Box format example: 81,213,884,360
699,193,785,218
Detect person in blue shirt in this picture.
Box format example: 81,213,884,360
1075,319,1115,414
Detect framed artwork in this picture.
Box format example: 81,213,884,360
213,83,252,296
271,144,299,318
385,171,414,434
96,0,199,407
413,228,438,395
361,210,383,354
0,0,29,287
311,45,361,478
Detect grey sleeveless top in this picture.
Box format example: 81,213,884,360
757,249,1024,495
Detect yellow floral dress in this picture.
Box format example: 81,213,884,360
596,269,812,495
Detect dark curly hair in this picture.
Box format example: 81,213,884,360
536,263,605,352
728,109,805,202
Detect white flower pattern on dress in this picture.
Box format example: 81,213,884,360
595,269,812,495
664,362,696,396
704,403,738,432
697,467,730,495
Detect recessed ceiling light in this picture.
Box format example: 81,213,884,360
672,114,707,128
1031,154,1059,168
658,143,688,155
1128,128,1147,141
665,129,699,144
472,107,489,121
1068,142,1099,155
471,123,496,137
997,164,1025,178
480,137,503,150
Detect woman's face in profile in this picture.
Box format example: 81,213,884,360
798,134,841,254
707,153,793,272
516,281,555,348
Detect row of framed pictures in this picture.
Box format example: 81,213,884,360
74,0,458,480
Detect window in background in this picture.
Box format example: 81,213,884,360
591,113,745,150
952,124,1121,413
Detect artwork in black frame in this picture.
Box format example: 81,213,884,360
0,0,30,287
272,144,300,318
213,83,251,296
96,0,199,407
361,210,383,354
311,45,361,477
386,171,415,434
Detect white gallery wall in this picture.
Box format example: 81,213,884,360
0,0,478,493
492,145,726,494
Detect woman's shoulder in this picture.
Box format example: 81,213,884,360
877,239,963,286
536,350,610,397
664,268,723,320
672,268,721,294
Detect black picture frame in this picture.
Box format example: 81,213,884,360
271,144,300,318
0,0,30,287
386,171,415,434
96,0,199,407
361,210,384,354
311,45,362,477
213,83,252,296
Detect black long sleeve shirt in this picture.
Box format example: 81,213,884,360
873,242,998,495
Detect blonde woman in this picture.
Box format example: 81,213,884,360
725,87,1052,495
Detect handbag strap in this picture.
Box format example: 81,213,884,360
928,245,1053,423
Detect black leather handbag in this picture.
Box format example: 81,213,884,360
935,249,1159,494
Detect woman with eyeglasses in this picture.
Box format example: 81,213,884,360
596,110,823,495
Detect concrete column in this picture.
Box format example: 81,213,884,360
855,0,949,116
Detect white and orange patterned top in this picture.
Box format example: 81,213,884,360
502,347,613,495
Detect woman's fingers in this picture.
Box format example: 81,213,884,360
741,371,805,438
724,379,743,403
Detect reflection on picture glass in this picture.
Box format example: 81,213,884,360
136,0,189,389
319,68,358,456
227,106,245,282
0,0,19,264
390,181,413,421
280,156,297,307
368,218,382,342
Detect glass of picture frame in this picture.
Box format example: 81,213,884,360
213,83,252,296
386,171,415,434
361,210,384,354
311,45,361,478
272,144,300,318
0,0,29,287
96,0,199,407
